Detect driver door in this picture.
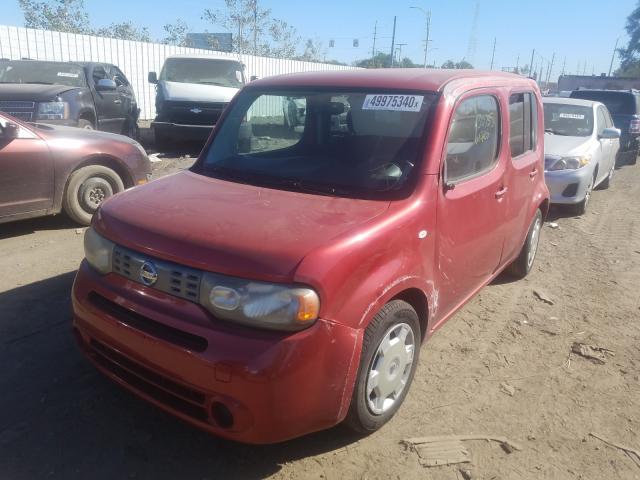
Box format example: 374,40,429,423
0,116,54,219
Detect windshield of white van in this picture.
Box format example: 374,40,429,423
196,89,436,199
0,61,86,87
159,58,244,88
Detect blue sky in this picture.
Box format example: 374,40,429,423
2,0,635,77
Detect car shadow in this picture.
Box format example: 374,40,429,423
0,215,78,240
0,272,362,480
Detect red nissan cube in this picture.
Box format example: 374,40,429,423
72,69,549,443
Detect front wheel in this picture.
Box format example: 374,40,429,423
63,165,124,225
77,118,94,130
572,176,594,216
345,300,421,434
507,208,543,279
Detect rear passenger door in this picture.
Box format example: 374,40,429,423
597,106,616,177
501,91,540,262
436,92,507,317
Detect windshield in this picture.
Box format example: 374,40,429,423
159,58,244,88
195,89,435,199
570,91,637,115
543,103,593,137
0,61,86,87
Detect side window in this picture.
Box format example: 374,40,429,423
445,95,500,183
596,107,607,137
92,65,109,85
111,66,130,88
509,93,531,156
530,94,538,150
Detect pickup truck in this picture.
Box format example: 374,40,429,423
148,54,247,150
0,59,139,137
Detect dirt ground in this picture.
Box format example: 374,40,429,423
1,154,639,480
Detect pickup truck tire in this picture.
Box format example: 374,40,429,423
507,208,543,279
345,300,421,434
63,165,124,225
630,152,638,165
77,119,95,130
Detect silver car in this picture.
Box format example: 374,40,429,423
543,98,621,214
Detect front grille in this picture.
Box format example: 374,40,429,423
0,100,35,121
163,101,227,126
88,292,208,352
112,245,202,302
88,338,209,422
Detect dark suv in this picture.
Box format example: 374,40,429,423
570,89,640,165
0,60,138,138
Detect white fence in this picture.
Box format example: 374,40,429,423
0,25,357,120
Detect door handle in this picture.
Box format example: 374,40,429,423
495,186,508,199
113,99,122,104
529,169,538,178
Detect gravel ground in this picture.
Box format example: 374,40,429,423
1,154,639,480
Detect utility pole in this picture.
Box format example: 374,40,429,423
372,21,377,58
490,37,496,70
424,10,431,68
608,37,620,76
390,16,397,68
529,49,535,77
411,7,431,68
561,56,566,76
515,54,520,73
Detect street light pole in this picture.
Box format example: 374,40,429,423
410,6,431,68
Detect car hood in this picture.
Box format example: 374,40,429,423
95,171,390,282
544,133,593,157
161,81,240,103
0,83,78,102
31,122,139,146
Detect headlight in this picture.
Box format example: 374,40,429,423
36,101,69,120
200,272,320,331
547,155,591,171
84,227,114,274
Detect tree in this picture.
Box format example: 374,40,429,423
296,39,326,62
18,0,91,34
161,19,192,47
95,22,151,42
617,1,640,76
441,59,474,69
202,0,297,56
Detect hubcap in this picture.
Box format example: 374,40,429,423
88,186,106,206
366,323,415,415
527,216,542,268
584,180,593,207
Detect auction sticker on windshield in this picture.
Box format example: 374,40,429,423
57,72,79,78
559,113,585,120
362,94,424,112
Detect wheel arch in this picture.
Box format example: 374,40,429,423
390,288,429,343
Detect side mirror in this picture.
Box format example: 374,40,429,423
96,79,116,91
0,122,19,140
600,127,621,139
148,71,158,84
250,75,258,82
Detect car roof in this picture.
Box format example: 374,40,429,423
165,54,242,62
249,68,535,92
543,97,598,108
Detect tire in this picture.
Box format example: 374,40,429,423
154,131,172,153
507,209,543,279
123,118,139,139
77,118,95,130
599,165,614,190
345,300,421,434
630,152,638,165
62,165,124,225
572,175,594,216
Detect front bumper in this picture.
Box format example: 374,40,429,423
544,166,593,205
72,261,361,444
151,121,213,141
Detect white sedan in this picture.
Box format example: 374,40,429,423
543,98,621,214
